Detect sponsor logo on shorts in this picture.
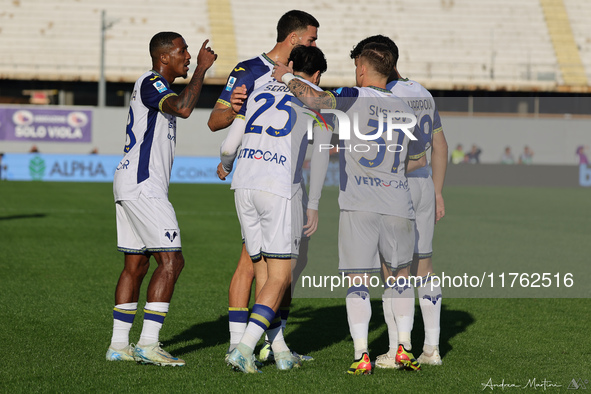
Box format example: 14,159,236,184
164,230,178,242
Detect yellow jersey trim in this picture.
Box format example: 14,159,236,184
217,98,231,107
159,93,177,112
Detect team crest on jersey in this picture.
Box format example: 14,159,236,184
153,80,168,93
225,76,237,91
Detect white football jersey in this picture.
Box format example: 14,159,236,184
113,70,178,201
387,78,442,178
216,54,276,108
229,78,326,199
329,86,424,219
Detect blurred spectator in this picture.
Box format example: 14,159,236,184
500,146,515,164
576,145,588,165
518,146,534,165
90,147,99,154
450,144,465,164
466,144,482,164
29,145,40,153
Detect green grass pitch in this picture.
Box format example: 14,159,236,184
0,181,590,392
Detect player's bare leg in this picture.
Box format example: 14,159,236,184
133,251,186,366
228,258,297,372
253,256,268,298
115,253,151,304
260,238,314,363
253,258,291,359
229,245,255,307
227,245,255,353
412,255,443,365
140,251,185,344
253,258,291,311
145,251,184,303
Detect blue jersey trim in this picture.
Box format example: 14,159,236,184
217,55,273,105
339,138,348,191
293,132,308,185
137,109,156,184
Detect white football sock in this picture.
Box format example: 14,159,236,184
240,322,266,353
382,288,398,357
110,302,137,349
267,326,290,354
138,302,169,346
417,274,442,348
346,285,371,359
392,279,414,350
229,321,247,352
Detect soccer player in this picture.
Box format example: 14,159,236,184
208,10,319,361
218,45,331,373
106,32,216,366
350,35,448,368
273,43,427,374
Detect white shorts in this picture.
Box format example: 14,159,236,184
116,193,181,254
408,176,435,258
300,179,309,240
234,189,296,261
338,210,414,274
292,187,304,258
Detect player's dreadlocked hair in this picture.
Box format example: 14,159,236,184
276,10,319,42
358,42,395,78
289,45,327,76
149,31,182,59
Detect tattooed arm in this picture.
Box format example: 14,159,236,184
273,61,335,110
162,40,217,119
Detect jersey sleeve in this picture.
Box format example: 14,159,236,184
140,75,177,112
433,108,443,134
307,122,332,210
220,117,246,173
407,125,429,160
328,87,359,112
217,62,255,108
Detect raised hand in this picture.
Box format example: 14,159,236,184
197,39,217,71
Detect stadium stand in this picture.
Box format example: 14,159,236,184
0,0,211,82
0,0,590,92
564,0,591,84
